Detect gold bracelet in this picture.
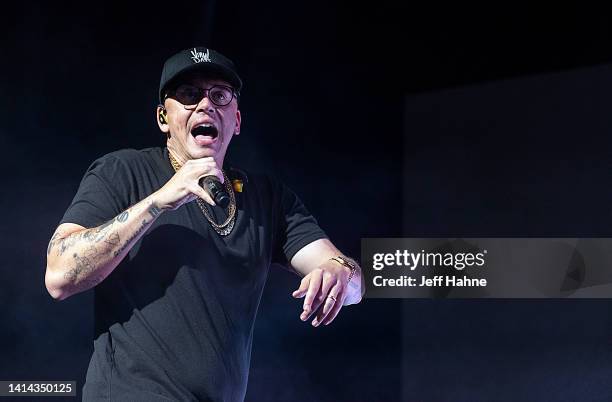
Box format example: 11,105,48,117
330,256,358,284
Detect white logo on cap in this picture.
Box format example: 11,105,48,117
190,48,211,63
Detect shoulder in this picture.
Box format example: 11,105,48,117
89,147,164,171
96,147,162,164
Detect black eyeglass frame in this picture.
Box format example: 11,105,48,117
164,83,240,109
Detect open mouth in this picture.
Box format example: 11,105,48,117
191,124,218,139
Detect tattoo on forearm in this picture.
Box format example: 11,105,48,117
116,211,129,222
63,246,95,283
53,210,128,256
56,235,79,256
90,220,113,242
148,205,162,218
105,232,120,246
63,245,108,289
47,232,62,255
113,218,150,258
52,200,157,261
52,201,159,290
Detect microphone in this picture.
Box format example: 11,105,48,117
200,176,230,208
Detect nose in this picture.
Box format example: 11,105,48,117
195,91,215,114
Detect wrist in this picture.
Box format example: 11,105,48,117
329,256,363,304
330,256,357,282
148,193,170,214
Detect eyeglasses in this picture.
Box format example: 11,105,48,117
166,84,237,108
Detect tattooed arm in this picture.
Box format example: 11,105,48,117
45,194,163,300
45,154,221,300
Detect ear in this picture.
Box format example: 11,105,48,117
156,104,170,134
234,109,241,135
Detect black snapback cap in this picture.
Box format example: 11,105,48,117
159,47,243,103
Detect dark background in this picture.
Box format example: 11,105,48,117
3,2,612,401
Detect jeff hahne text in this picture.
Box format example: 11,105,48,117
371,250,488,288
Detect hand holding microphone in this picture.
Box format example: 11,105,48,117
154,155,229,211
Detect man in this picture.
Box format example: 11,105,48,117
45,47,363,401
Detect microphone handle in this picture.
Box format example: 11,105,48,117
200,176,230,208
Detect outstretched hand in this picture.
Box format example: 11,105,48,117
292,259,361,327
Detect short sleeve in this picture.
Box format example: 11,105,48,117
59,155,129,228
271,178,328,264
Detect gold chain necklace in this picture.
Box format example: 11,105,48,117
168,151,236,236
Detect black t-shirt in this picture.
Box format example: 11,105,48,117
59,147,327,402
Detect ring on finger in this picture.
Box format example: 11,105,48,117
327,295,337,302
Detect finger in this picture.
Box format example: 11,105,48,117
189,184,216,206
187,158,222,183
310,273,337,327
321,290,347,326
301,270,323,321
199,171,224,184
201,161,224,184
292,276,310,298
197,169,224,186
313,281,341,327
